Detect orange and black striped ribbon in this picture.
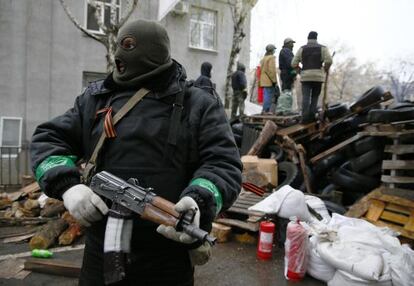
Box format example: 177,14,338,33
96,107,117,138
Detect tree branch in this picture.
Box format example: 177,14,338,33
59,0,105,44
118,0,138,28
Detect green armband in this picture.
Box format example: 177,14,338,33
35,155,77,181
190,178,223,214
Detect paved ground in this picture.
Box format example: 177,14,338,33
0,227,324,285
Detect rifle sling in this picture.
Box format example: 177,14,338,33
83,88,150,181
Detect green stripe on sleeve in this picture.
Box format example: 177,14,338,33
190,178,223,214
35,155,77,181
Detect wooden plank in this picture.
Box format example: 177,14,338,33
227,206,265,217
345,188,383,218
365,200,385,221
24,258,81,278
215,218,259,232
384,144,414,154
404,210,414,232
276,122,316,137
381,175,414,184
368,220,414,240
385,203,411,215
246,215,262,223
382,160,414,170
359,129,414,138
379,194,414,209
20,182,40,194
381,210,408,225
310,134,362,164
381,187,414,201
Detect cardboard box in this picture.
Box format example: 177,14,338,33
257,158,278,187
241,155,278,187
241,155,259,171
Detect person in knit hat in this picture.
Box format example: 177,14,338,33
292,31,333,123
30,19,241,285
277,37,297,115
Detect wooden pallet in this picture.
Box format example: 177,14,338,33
364,194,414,240
217,191,267,232
382,138,414,188
346,187,414,240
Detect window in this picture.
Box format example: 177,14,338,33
85,0,121,33
0,117,23,158
189,7,217,51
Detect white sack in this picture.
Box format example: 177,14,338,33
307,236,335,282
385,244,414,286
328,270,392,286
248,185,311,221
305,195,331,223
317,240,384,281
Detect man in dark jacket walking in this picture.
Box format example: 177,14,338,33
277,37,296,114
292,31,332,123
30,20,242,286
194,62,215,95
231,62,248,119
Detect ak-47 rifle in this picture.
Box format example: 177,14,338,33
90,171,216,245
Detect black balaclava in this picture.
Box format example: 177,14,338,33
308,31,318,40
113,19,173,88
237,62,246,72
200,62,212,78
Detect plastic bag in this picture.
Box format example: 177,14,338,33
284,217,308,281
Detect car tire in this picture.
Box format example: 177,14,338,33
367,107,414,123
350,86,385,113
349,149,384,172
326,103,349,120
276,161,301,190
332,162,380,192
352,136,384,156
267,145,285,162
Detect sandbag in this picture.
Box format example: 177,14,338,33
249,185,311,221
307,236,335,282
328,270,392,286
317,241,384,281
305,195,330,223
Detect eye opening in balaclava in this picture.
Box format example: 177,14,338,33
115,35,137,74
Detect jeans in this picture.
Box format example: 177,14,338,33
262,87,275,113
301,81,322,123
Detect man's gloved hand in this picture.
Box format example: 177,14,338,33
156,196,200,244
189,242,212,266
62,184,109,227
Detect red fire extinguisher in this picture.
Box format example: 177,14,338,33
284,216,308,281
257,220,275,260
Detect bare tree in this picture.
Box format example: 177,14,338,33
224,0,258,108
59,0,138,72
386,59,414,102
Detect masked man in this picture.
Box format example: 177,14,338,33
30,20,242,286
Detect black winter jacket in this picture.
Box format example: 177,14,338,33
231,63,247,91
30,62,242,231
279,47,294,71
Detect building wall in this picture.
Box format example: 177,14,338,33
0,0,250,143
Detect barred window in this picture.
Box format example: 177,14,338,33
85,0,120,34
189,7,217,51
